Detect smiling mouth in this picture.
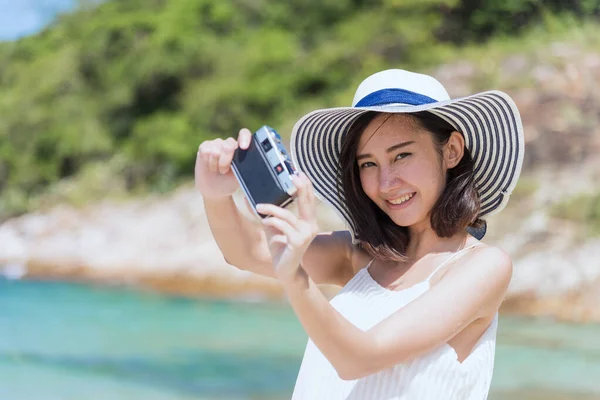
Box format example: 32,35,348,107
386,192,415,205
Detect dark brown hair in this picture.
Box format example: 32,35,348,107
338,111,484,262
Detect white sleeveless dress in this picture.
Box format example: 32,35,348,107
291,244,498,400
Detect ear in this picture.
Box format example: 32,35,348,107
444,131,465,169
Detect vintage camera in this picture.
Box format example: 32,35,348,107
231,126,298,218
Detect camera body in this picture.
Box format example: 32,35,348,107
231,126,298,218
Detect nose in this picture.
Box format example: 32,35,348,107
378,166,401,195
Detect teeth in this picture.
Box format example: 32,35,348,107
388,193,414,205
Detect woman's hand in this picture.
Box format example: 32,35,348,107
255,172,319,283
195,128,252,200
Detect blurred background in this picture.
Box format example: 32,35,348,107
1,0,600,399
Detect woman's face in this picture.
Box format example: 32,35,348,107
356,113,452,230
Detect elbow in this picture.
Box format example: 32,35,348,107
336,365,371,381
222,254,248,272
334,358,373,381
331,336,384,380
223,255,239,268
336,368,363,381
334,345,397,380
224,257,250,272
222,255,238,268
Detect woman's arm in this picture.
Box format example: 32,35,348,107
256,174,512,380
281,246,511,380
198,131,355,284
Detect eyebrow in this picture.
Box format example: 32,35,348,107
356,141,415,161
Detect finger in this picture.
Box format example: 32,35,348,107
262,222,288,244
262,217,298,244
238,128,252,150
268,234,288,246
207,139,223,173
199,142,216,174
218,138,238,174
198,141,212,164
256,203,300,229
293,172,317,221
265,228,288,246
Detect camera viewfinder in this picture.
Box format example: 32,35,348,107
261,139,273,152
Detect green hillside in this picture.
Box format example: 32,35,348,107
1,0,599,218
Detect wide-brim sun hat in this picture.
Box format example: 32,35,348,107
289,69,525,243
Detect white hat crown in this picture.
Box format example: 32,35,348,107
351,69,451,107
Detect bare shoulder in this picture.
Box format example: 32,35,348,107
446,242,513,287
467,243,513,280
439,243,513,316
303,230,370,286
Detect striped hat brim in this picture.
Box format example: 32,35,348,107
289,90,525,243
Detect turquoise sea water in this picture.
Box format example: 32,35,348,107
2,278,600,400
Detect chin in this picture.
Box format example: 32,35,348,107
382,210,420,227
389,216,419,228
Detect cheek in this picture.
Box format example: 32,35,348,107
404,160,444,192
416,162,446,197
359,170,378,199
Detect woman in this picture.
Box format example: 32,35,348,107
196,69,524,399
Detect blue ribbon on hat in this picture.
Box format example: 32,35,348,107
355,88,438,107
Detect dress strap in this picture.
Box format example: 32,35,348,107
364,258,376,270
425,242,481,282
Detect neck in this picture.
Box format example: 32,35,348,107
405,224,469,261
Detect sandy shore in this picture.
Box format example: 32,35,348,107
1,184,600,323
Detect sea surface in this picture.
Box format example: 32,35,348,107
1,278,600,400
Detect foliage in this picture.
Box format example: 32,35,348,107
510,176,539,202
551,191,600,236
443,0,600,43
1,0,599,217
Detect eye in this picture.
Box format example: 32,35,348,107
359,161,375,169
395,152,411,161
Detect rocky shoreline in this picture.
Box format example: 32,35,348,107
1,183,599,323
0,189,285,300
